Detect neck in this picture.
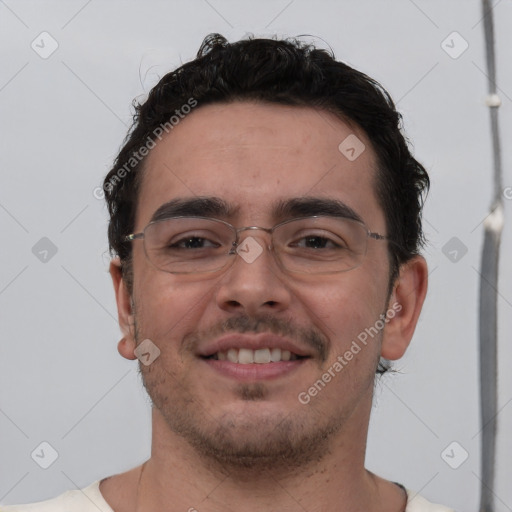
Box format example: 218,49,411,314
131,402,406,512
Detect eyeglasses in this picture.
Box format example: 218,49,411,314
123,215,391,275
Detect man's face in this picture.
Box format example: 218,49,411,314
122,102,395,470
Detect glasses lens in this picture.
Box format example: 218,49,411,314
144,217,234,273
274,216,368,273
141,216,370,275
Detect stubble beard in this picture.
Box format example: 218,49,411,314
133,312,366,477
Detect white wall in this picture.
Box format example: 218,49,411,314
0,1,511,510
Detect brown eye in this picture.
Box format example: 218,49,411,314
296,236,339,249
169,237,219,249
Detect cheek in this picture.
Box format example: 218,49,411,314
290,270,387,364
295,270,386,329
294,276,386,403
133,268,217,350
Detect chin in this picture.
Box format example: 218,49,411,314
156,396,343,473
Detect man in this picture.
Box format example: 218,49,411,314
2,34,455,511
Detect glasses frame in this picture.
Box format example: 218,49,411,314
123,215,392,275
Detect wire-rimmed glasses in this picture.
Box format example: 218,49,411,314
123,215,391,275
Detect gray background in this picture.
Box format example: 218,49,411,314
1,1,511,510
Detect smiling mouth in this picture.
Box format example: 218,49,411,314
203,347,309,364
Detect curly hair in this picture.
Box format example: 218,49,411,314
103,32,430,318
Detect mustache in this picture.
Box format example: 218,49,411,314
183,314,329,362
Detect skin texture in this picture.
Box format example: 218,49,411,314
104,101,428,512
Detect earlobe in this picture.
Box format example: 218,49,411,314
117,336,137,360
109,257,137,360
380,255,428,360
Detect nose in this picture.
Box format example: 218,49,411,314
215,233,292,316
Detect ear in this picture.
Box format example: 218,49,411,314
381,255,428,360
109,257,137,360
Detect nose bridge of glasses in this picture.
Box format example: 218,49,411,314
227,225,275,264
234,225,273,245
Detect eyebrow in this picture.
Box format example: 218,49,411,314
272,197,363,223
149,196,363,224
150,197,238,223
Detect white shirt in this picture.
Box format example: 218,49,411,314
1,480,455,511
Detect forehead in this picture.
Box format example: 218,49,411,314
135,101,384,232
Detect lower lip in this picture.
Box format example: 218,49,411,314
201,358,309,381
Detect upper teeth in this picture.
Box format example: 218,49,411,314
215,347,297,363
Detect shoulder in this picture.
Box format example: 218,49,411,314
0,481,113,512
406,489,456,512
